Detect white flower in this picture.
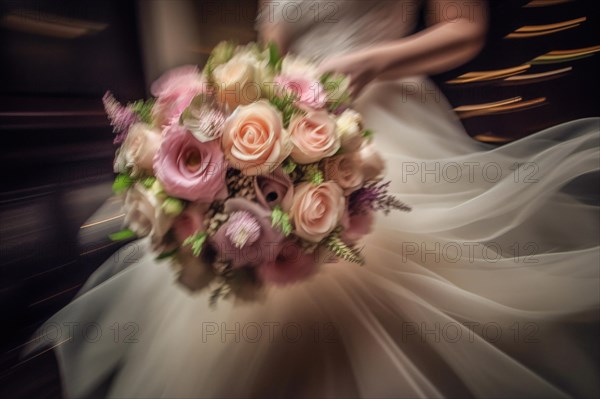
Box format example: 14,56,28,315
336,109,365,152
123,183,175,250
116,123,161,177
180,95,226,143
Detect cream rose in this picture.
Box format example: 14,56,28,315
123,183,175,250
115,123,161,177
336,109,365,152
221,100,291,176
213,53,264,110
360,143,386,181
323,152,364,195
289,110,339,164
291,182,345,242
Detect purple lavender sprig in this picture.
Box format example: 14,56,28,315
349,181,411,216
102,91,140,144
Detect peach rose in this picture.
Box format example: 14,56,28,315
359,143,386,181
221,100,291,176
116,123,161,177
290,182,345,242
212,53,264,110
323,152,364,195
289,109,339,164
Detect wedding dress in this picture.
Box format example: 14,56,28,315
27,1,600,398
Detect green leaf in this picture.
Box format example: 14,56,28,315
130,98,155,125
161,197,185,216
112,174,134,194
183,232,207,257
268,41,281,71
271,206,283,227
156,247,179,260
362,129,375,139
269,93,301,128
140,176,156,189
109,229,136,241
311,170,324,185
301,164,324,185
282,159,297,174
271,206,292,237
280,217,292,236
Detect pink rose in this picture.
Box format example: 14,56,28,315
154,124,227,202
341,208,375,245
151,66,206,127
258,239,318,285
221,100,291,176
172,202,211,243
210,199,284,268
274,75,326,109
254,167,294,211
359,143,386,181
116,123,161,177
290,182,345,242
322,152,364,195
289,109,339,164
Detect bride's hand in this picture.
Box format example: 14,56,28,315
318,51,384,97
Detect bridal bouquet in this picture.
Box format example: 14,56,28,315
103,41,410,303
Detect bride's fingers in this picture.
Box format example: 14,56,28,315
317,59,339,75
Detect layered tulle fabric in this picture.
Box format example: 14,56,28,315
26,103,599,398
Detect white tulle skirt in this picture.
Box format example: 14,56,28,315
28,77,600,398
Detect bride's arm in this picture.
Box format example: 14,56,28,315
320,0,488,95
256,0,290,53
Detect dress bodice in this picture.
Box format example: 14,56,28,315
259,0,423,61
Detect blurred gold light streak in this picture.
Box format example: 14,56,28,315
447,65,531,84
80,241,120,256
524,0,574,7
547,45,600,55
0,9,107,39
504,66,573,81
2,338,70,377
506,25,582,39
513,16,586,33
23,260,78,281
456,97,547,119
6,330,63,353
473,134,515,144
530,45,600,64
80,213,125,229
28,285,82,307
454,97,523,112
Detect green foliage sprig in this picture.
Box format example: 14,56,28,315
130,98,155,125
323,230,365,265
271,206,292,236
183,232,208,257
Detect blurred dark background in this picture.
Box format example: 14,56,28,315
0,1,598,398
